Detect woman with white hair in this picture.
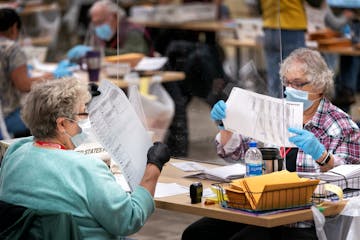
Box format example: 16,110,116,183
0,77,170,239
182,48,360,240
211,47,360,173
67,0,153,60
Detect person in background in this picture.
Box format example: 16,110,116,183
258,0,323,98
0,8,67,138
325,6,360,113
150,0,230,157
182,48,360,240
67,0,153,61
0,77,170,239
212,48,360,172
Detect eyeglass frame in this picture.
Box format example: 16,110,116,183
69,112,89,121
76,112,89,117
281,77,311,89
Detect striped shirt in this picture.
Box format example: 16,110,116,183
216,98,360,172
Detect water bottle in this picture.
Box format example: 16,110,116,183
245,141,263,177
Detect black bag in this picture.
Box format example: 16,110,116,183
165,40,228,105
162,40,229,156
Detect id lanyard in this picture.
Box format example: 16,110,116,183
280,147,292,159
35,141,67,150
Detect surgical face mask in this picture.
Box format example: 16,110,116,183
95,23,114,41
284,87,313,111
67,118,96,148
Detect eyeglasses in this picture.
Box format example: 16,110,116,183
72,112,89,121
93,14,113,27
281,77,310,89
76,112,89,117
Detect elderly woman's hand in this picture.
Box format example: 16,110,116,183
288,127,325,160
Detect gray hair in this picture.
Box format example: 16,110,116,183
89,0,126,19
279,48,334,98
21,77,91,139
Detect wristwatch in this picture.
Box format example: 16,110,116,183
316,152,331,166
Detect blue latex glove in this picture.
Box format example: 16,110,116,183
27,64,34,71
67,45,92,60
210,100,226,121
210,100,226,129
53,59,76,78
57,59,78,69
53,67,73,78
288,127,325,160
27,64,34,77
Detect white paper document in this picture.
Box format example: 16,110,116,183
134,57,168,71
171,161,207,172
88,80,152,191
31,58,80,73
298,165,360,190
155,183,188,198
186,163,246,182
223,87,303,147
32,59,56,72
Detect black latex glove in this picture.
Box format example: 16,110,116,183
147,142,171,171
88,82,101,97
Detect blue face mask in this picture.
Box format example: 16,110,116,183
68,118,96,148
284,87,313,111
95,24,114,41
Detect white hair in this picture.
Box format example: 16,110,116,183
280,48,334,98
90,0,126,19
22,77,91,139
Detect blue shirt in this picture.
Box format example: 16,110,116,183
0,137,155,239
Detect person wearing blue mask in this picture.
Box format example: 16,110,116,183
182,48,360,240
67,0,153,61
0,77,171,238
209,48,360,174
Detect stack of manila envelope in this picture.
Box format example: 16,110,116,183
225,171,320,211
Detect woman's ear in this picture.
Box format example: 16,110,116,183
56,117,67,133
314,87,325,95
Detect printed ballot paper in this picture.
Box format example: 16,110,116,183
223,87,303,147
88,80,152,191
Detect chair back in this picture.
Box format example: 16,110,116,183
0,200,82,240
0,101,10,140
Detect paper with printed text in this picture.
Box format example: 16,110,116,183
88,80,152,191
223,87,303,147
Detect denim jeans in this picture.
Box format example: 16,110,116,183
263,29,306,98
338,56,360,93
5,108,28,137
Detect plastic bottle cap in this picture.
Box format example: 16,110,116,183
248,141,257,148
